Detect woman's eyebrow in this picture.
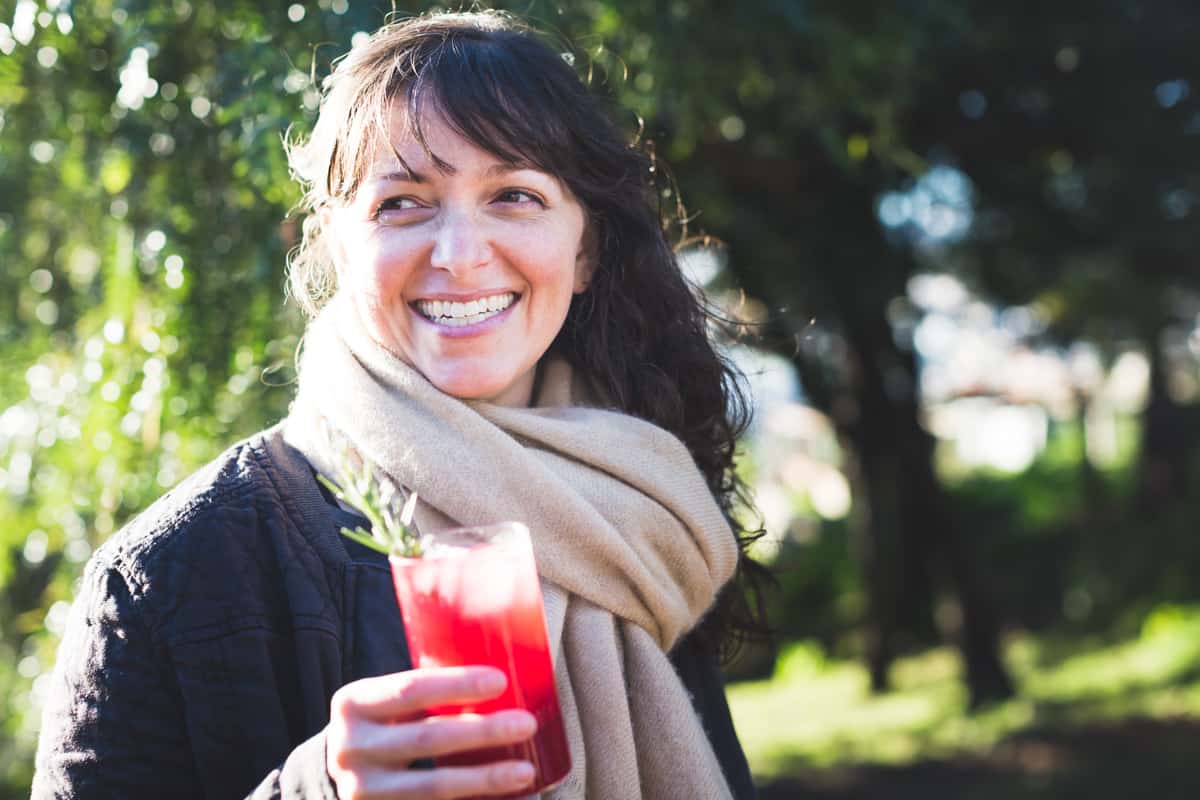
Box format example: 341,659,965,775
369,169,426,185
368,162,540,186
483,162,535,178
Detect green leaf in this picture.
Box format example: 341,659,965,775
338,525,391,555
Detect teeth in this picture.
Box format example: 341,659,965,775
416,292,517,325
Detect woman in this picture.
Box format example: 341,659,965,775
34,10,762,799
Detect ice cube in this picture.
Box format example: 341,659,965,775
459,550,519,618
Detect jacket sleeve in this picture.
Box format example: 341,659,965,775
31,557,339,800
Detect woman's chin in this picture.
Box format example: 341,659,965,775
428,368,533,407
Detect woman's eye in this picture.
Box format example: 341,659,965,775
495,189,543,205
378,196,421,212
373,196,430,222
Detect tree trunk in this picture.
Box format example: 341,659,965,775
851,392,902,693
1138,325,1190,510
894,398,1015,707
1075,391,1106,524
848,308,1014,708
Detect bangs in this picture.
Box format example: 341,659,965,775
406,36,575,177
333,31,580,197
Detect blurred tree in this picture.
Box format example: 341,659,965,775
568,0,1200,704
0,0,399,790
899,0,1200,509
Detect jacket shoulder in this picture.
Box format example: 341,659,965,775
96,430,276,571
91,426,341,640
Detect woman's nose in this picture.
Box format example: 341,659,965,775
429,210,489,275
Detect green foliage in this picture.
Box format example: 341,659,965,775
0,1,402,791
317,456,422,557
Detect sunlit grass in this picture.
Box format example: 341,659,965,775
728,605,1200,778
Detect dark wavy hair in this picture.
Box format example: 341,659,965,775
285,9,768,656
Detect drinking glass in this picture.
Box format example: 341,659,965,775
389,522,570,797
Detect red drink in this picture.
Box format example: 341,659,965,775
389,522,570,797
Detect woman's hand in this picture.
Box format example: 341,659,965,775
326,666,538,799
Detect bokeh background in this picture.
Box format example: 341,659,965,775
4,1,1200,797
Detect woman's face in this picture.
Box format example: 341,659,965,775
323,103,591,407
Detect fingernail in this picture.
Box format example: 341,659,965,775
505,712,537,737
504,762,535,786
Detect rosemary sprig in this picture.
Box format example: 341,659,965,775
317,453,423,558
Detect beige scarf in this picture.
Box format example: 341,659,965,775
284,297,738,799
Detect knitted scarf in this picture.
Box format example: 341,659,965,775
284,297,737,799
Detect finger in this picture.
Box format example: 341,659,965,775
359,710,538,766
333,667,507,722
387,760,536,799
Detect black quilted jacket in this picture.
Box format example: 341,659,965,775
32,426,756,799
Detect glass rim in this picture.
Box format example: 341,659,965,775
387,520,530,562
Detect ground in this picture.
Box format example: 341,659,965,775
757,717,1200,799
729,616,1200,800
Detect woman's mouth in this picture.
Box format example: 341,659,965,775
413,291,518,328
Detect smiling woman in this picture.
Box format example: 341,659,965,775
33,10,764,800
320,109,591,406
